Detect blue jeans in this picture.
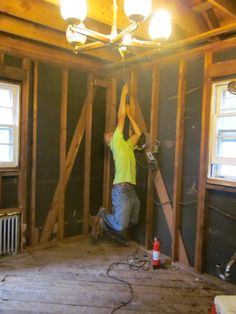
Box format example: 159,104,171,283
103,184,140,232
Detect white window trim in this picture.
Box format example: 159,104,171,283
208,78,236,185
0,82,20,168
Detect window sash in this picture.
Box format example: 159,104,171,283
209,79,236,182
0,82,20,168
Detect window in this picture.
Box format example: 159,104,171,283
0,82,20,168
208,79,236,184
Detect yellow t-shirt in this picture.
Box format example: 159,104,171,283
110,128,136,185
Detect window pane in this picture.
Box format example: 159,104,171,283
0,89,12,108
217,139,236,158
0,128,13,144
212,164,236,181
0,144,13,162
220,90,236,113
217,116,236,131
0,107,13,124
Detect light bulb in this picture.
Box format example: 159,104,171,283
66,24,87,46
124,0,151,23
122,34,132,46
149,9,172,41
60,0,87,24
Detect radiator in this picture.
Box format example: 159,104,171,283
0,213,20,255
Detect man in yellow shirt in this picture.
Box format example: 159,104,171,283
92,83,141,242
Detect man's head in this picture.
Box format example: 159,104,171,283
104,132,114,147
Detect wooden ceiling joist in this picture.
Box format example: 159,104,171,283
207,0,236,19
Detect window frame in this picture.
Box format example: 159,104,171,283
208,78,236,187
0,81,21,168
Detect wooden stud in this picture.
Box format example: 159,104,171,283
172,59,187,262
194,51,213,273
18,58,30,240
0,34,101,72
154,170,190,265
145,66,160,248
30,61,38,246
40,90,97,243
0,53,4,64
83,75,94,236
102,79,117,209
208,58,236,78
58,69,68,240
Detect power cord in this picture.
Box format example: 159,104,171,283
106,248,151,313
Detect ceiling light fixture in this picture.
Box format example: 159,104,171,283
60,0,172,58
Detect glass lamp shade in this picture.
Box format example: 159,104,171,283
124,0,151,23
149,9,172,41
66,24,87,46
60,0,87,24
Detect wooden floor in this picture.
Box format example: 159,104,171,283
0,236,235,314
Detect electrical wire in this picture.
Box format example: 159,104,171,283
207,203,236,222
106,249,151,313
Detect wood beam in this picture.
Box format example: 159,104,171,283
0,13,118,63
39,97,88,243
172,59,187,262
103,79,117,209
83,75,94,236
194,51,213,273
145,66,160,249
58,69,68,240
45,0,208,39
102,22,236,71
208,58,236,77
30,61,38,246
208,0,236,19
0,34,100,71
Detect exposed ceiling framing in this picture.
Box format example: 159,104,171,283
0,0,236,65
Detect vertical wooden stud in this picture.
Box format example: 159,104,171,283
18,58,30,249
30,61,38,245
58,69,68,240
83,74,94,235
145,66,160,248
195,51,213,272
172,59,187,262
103,79,117,209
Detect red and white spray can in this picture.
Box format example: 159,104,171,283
152,237,161,268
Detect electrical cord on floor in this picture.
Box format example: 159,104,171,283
106,248,151,313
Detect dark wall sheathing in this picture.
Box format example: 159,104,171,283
90,87,106,216
64,70,87,237
154,63,179,257
214,47,236,63
36,63,61,228
181,57,203,266
4,55,22,68
206,190,236,284
134,70,152,244
1,177,18,208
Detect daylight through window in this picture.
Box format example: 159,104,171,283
0,82,20,168
208,79,236,184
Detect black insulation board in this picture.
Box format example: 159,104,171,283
64,70,87,237
206,191,236,284
181,56,204,266
155,62,179,257
36,63,61,228
1,177,18,208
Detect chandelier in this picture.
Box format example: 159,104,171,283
60,0,172,58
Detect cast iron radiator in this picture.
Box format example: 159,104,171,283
0,213,20,255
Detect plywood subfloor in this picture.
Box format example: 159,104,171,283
0,236,235,313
